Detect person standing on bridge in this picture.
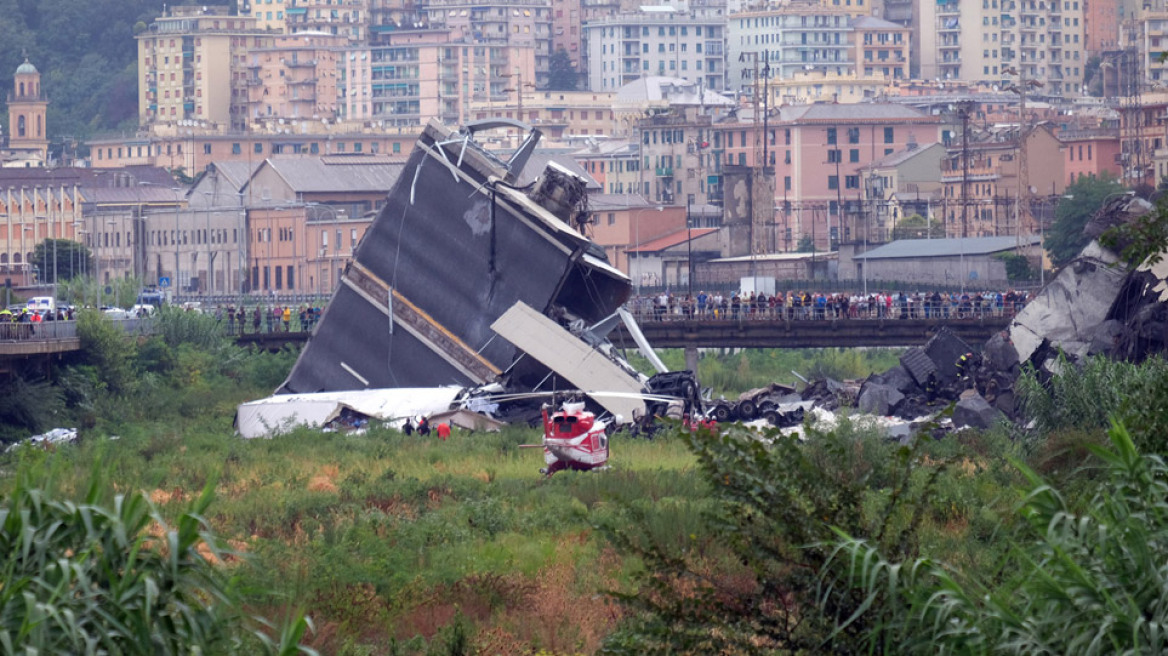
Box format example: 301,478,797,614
252,306,261,334
282,306,292,332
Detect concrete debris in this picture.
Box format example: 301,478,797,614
1008,243,1126,362
952,394,1006,431
856,383,905,416
899,347,937,387
982,331,1020,373
924,328,975,384
7,427,79,452
778,194,1168,441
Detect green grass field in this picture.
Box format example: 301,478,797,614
4,415,702,655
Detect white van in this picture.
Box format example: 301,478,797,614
26,297,55,313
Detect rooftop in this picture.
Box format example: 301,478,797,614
779,103,933,123
858,235,1041,260
628,228,718,253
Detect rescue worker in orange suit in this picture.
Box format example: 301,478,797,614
436,422,451,441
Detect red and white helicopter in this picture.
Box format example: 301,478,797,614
513,385,706,476
523,400,613,475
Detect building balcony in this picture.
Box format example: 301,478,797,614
655,166,674,177
284,59,318,68
941,165,999,181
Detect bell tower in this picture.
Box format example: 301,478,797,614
7,54,49,164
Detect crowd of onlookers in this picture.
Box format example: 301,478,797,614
628,289,1034,321
0,300,327,340
213,304,324,334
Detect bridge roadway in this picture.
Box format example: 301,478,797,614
613,315,1013,349
0,314,1013,366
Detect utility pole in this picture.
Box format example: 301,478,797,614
954,101,975,239
1004,65,1042,238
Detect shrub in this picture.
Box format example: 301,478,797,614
0,473,316,654
820,421,1168,655
1016,354,1168,453
76,309,138,395
599,422,941,654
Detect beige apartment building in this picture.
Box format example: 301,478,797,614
919,0,1086,97
424,0,553,88
853,16,910,79
246,32,347,122
466,89,616,139
243,0,292,32
285,0,370,41
939,123,1065,237
339,30,536,127
87,126,419,173
137,6,276,131
767,70,889,105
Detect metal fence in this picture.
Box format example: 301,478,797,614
636,279,1041,298
0,317,154,343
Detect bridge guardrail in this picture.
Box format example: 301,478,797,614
0,318,156,343
627,302,1024,323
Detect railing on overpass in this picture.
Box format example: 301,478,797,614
2,302,1016,356
0,318,155,344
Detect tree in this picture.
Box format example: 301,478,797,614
994,252,1035,281
797,234,816,252
547,48,578,91
1045,173,1124,268
1100,199,1168,269
31,238,91,282
891,213,945,240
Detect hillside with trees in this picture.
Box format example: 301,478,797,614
0,0,232,157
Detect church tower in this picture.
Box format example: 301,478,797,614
7,55,49,164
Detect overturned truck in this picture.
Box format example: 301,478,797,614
273,119,694,428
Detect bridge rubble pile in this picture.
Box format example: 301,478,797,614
240,119,700,437
816,193,1168,437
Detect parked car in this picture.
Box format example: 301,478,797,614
101,307,131,320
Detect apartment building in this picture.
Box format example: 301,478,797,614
284,0,370,41
621,77,736,205
245,32,347,122
467,89,616,138
728,3,857,91
137,6,275,131
939,123,1065,237
919,0,1087,97
584,7,726,92
573,140,641,194
764,103,943,251
768,70,889,105
424,0,553,88
552,0,586,73
1086,0,1120,54
1060,127,1121,184
852,16,910,79
242,0,292,31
